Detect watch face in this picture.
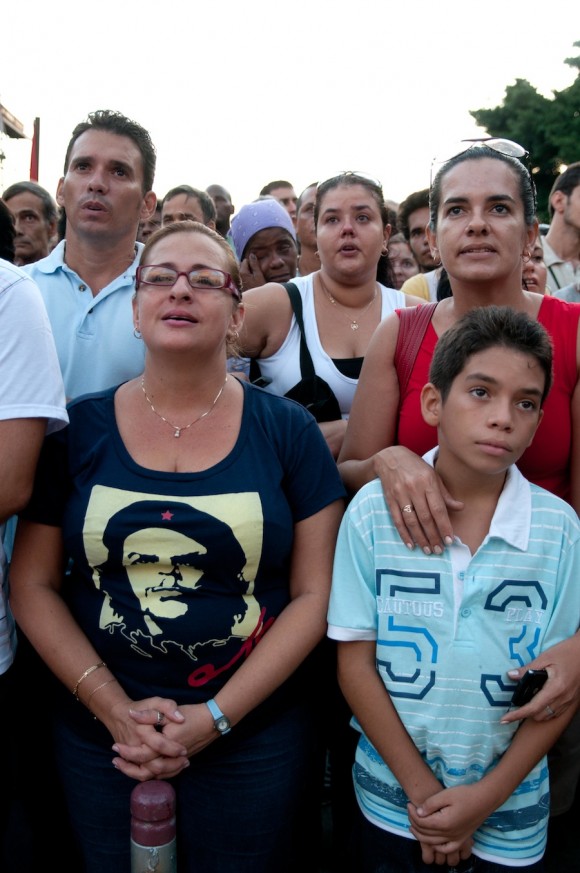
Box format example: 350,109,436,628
216,716,230,733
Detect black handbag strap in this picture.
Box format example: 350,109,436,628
283,282,316,379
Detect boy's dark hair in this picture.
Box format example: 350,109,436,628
429,306,553,404
397,189,429,241
63,109,156,194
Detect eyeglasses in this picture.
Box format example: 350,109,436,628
432,137,529,166
316,171,383,192
136,265,241,300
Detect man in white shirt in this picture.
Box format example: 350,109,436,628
0,255,68,869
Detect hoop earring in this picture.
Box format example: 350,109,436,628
522,249,531,263
133,327,142,339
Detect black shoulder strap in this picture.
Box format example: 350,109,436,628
249,356,262,385
283,282,316,379
547,265,562,291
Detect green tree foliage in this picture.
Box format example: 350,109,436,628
470,41,580,221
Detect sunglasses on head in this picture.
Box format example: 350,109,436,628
430,137,535,208
432,137,529,166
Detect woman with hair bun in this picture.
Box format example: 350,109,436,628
239,171,423,460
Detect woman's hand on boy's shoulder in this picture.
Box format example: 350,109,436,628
374,446,462,554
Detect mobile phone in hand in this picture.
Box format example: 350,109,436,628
511,669,548,707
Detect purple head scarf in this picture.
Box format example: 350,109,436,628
230,198,296,261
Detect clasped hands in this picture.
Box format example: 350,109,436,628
407,784,481,867
110,697,214,782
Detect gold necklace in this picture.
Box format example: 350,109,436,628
318,273,378,331
141,376,228,438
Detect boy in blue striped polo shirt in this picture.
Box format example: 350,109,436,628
328,306,580,872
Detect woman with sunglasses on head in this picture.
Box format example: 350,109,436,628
338,139,580,851
340,140,580,525
9,221,345,873
238,172,424,461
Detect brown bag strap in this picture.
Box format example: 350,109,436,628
394,302,437,398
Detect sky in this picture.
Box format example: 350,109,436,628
0,1,578,212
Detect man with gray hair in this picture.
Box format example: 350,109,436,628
3,180,58,266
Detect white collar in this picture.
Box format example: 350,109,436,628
423,447,531,551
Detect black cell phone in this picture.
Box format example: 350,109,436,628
511,668,548,706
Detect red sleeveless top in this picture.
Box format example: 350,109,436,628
396,296,580,504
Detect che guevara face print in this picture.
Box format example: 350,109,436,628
83,486,265,667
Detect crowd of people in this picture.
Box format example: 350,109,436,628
1,109,580,873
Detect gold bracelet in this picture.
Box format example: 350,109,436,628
72,661,106,700
86,678,118,708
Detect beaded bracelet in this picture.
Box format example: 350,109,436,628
72,661,106,700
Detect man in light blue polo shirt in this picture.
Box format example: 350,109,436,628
25,110,157,399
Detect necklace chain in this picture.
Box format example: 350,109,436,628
141,376,228,438
318,273,378,331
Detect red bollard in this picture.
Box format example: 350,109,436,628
130,780,177,873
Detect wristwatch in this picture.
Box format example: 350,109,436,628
206,698,231,735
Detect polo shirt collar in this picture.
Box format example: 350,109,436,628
423,447,531,552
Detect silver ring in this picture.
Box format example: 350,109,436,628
156,710,164,726
545,705,555,718
402,504,414,514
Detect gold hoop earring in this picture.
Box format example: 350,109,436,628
522,249,531,263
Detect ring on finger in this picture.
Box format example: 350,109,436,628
155,710,164,731
545,705,556,718
402,504,414,514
